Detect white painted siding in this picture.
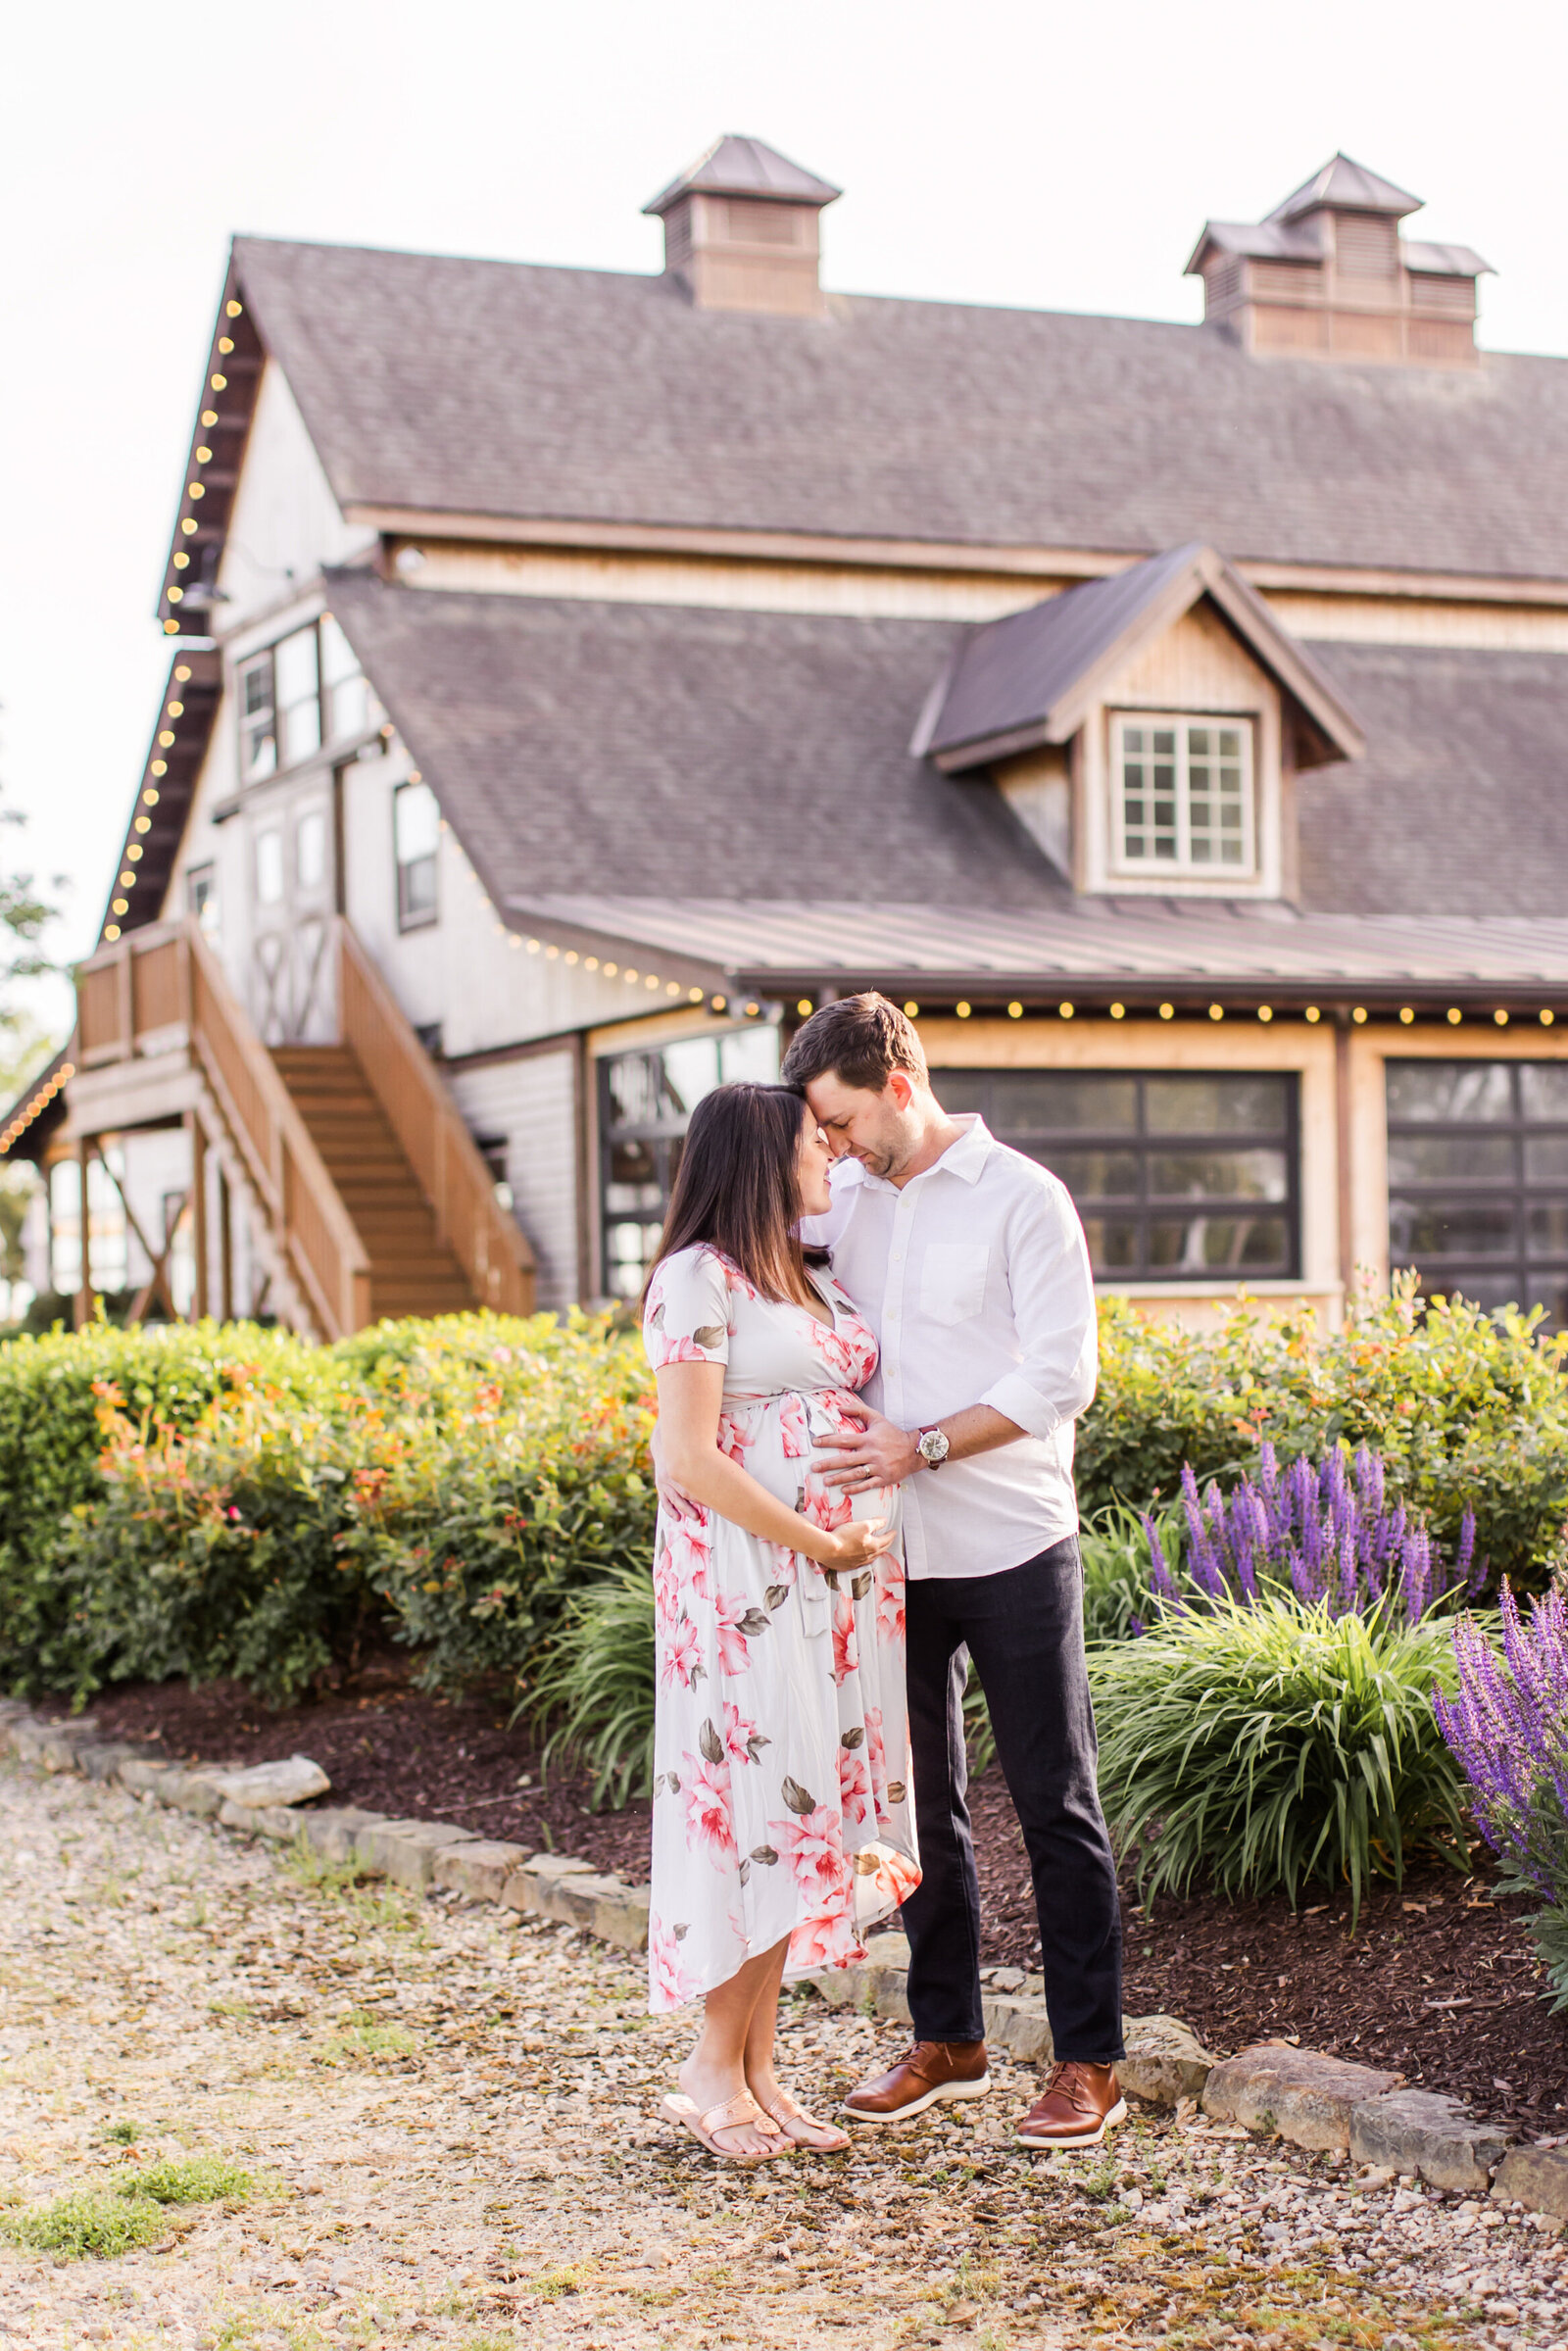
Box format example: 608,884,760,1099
445,1050,580,1311
217,363,375,632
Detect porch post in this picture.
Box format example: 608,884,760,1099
74,1134,93,1331
219,1166,234,1323
187,1110,209,1321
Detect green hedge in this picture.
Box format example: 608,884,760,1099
1,1312,651,1708
1079,1275,1568,1592
3,1273,1564,1711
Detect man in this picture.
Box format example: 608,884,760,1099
782,993,1124,2149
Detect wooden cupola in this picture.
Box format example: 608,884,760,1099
1186,153,1494,367
644,134,841,318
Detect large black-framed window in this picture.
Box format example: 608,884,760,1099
599,1027,780,1298
1388,1060,1568,1327
931,1068,1299,1281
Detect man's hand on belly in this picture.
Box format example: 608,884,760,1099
812,1399,922,1493
814,1399,1031,1492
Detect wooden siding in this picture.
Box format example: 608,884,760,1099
446,1048,580,1309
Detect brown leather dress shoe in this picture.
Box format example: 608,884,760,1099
1015,2061,1127,2148
842,2039,991,2125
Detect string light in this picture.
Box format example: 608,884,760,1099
119,872,134,889
565,952,579,966
1544,1010,1556,1028
797,999,813,1016
225,300,243,318
1446,1007,1462,1025
187,482,205,501
150,760,167,778
1304,1006,1321,1023
687,987,704,1003
210,372,227,391
1494,1009,1510,1027
1208,1004,1224,1021
112,899,128,916
195,447,213,465
1158,1003,1174,1020
158,729,175,749
903,1000,919,1017
142,789,159,807
1059,1002,1075,1019
201,409,219,428
174,665,191,683
584,957,599,971
1007,1002,1023,1018
104,924,121,942
179,518,197,536
1399,1007,1415,1024
133,817,151,836
956,1002,972,1019
217,336,234,356
1109,1004,1125,1019
744,1001,760,1017
1352,1006,1368,1024
1257,1005,1273,1023
172,553,190,569
711,995,727,1011
164,620,179,634
623,968,639,983
603,962,617,977
665,982,681,998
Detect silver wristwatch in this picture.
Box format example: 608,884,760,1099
916,1424,951,1470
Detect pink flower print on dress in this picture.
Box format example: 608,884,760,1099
681,1746,737,1869
831,1590,859,1688
801,1480,853,1537
652,1533,682,1633
787,1882,863,1974
716,1406,760,1468
778,1393,810,1460
713,1591,770,1676
863,1704,888,1811
653,1332,719,1367
722,1700,769,1767
875,1550,906,1647
838,1739,872,1828
666,1511,714,1603
659,1612,704,1692
649,1915,700,2010
767,1782,849,1905
720,1257,760,1300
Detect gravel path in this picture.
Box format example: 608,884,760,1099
2,1758,1565,2351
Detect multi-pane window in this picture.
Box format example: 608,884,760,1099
600,1028,781,1298
237,617,374,784
1113,713,1253,875
1388,1060,1568,1327
394,780,440,928
932,1069,1298,1280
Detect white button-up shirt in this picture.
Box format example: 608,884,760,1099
801,1115,1098,1581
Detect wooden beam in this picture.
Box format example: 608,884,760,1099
218,1164,234,1322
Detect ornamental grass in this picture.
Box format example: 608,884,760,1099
1090,1593,1471,1924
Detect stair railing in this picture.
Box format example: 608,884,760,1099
74,918,371,1338
334,918,537,1316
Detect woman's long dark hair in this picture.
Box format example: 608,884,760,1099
645,1082,817,1305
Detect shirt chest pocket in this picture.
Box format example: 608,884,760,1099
919,1241,991,1326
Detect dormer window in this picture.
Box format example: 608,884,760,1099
1114,714,1253,877
915,543,1364,906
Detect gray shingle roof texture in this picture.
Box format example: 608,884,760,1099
326,574,1568,938
235,236,1568,579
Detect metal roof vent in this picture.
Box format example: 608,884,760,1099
1185,152,1494,367
644,135,841,318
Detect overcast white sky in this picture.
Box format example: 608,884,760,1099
3,0,1566,1033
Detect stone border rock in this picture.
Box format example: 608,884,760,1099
6,1697,1562,2229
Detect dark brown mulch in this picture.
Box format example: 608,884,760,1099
43,1661,1568,2136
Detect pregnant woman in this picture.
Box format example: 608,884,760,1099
645,1081,919,2163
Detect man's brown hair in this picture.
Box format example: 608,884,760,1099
780,992,928,1094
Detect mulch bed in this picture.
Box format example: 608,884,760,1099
43,1658,1568,2137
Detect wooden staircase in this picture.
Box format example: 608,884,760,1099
272,1045,476,1322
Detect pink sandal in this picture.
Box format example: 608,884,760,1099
658,2088,786,2164
755,2087,850,2151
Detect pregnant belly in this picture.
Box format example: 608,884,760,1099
717,1388,895,1528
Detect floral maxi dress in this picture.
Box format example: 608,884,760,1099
644,1244,920,2011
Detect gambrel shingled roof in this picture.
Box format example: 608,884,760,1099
226,236,1568,582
